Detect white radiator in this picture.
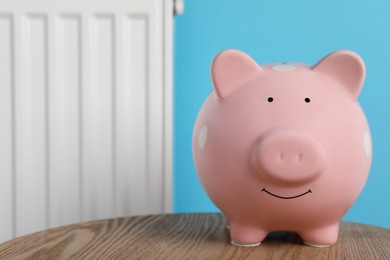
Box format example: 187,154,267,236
0,0,175,243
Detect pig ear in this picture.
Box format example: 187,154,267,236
211,49,263,98
312,50,366,99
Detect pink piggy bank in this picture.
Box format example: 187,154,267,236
192,49,372,247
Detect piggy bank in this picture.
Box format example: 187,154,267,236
192,49,372,247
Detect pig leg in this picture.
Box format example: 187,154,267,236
299,223,339,247
229,222,267,247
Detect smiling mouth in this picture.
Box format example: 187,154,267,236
261,188,312,199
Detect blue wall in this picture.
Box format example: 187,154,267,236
174,0,390,228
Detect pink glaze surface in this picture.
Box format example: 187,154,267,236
192,49,372,247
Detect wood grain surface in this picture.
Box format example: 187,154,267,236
0,213,390,259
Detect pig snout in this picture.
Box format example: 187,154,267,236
253,130,326,184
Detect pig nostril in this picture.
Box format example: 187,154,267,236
279,153,285,161
297,153,303,162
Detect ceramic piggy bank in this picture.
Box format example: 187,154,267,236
192,49,372,247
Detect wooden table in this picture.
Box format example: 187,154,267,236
1,213,390,259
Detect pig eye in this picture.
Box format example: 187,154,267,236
305,97,311,103
267,97,274,102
